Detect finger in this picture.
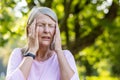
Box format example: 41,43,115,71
51,33,56,50
29,19,36,38
35,27,39,47
36,26,39,42
50,23,57,50
54,23,58,50
56,23,60,38
32,19,36,38
55,23,62,50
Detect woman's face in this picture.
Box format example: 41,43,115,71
35,13,56,47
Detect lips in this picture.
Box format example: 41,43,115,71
41,36,51,40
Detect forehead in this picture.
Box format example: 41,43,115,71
35,13,55,24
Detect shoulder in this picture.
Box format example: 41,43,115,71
10,48,23,60
12,48,22,52
62,50,76,67
63,50,74,59
11,48,22,55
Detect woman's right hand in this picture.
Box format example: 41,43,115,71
27,19,39,55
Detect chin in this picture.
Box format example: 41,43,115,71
40,42,51,47
43,44,50,47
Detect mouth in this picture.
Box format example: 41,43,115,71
41,36,51,41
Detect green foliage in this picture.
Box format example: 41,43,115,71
86,76,119,80
0,0,120,79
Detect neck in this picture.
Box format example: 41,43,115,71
36,46,52,61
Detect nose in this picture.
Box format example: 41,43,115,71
44,25,49,33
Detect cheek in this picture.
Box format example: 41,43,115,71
38,32,41,37
50,29,55,36
37,28,43,37
38,27,43,33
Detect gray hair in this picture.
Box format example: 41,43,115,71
27,6,58,25
21,7,57,54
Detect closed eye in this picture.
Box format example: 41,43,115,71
37,24,45,27
49,24,55,28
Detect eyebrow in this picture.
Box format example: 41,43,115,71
36,21,55,25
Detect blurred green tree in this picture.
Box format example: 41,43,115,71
0,0,120,78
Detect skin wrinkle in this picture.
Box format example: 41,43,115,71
34,13,56,61
27,7,57,26
26,13,56,51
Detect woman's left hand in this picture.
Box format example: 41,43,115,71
54,23,62,51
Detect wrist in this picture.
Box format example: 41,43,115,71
24,52,35,59
55,49,63,53
27,49,36,54
55,47,62,51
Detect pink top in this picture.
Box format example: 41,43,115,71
6,48,80,80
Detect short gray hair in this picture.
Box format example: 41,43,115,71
27,6,58,25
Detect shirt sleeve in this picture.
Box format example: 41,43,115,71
6,48,25,80
63,50,80,80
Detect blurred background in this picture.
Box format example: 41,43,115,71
0,0,120,80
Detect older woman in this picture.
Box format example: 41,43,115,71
6,7,79,80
